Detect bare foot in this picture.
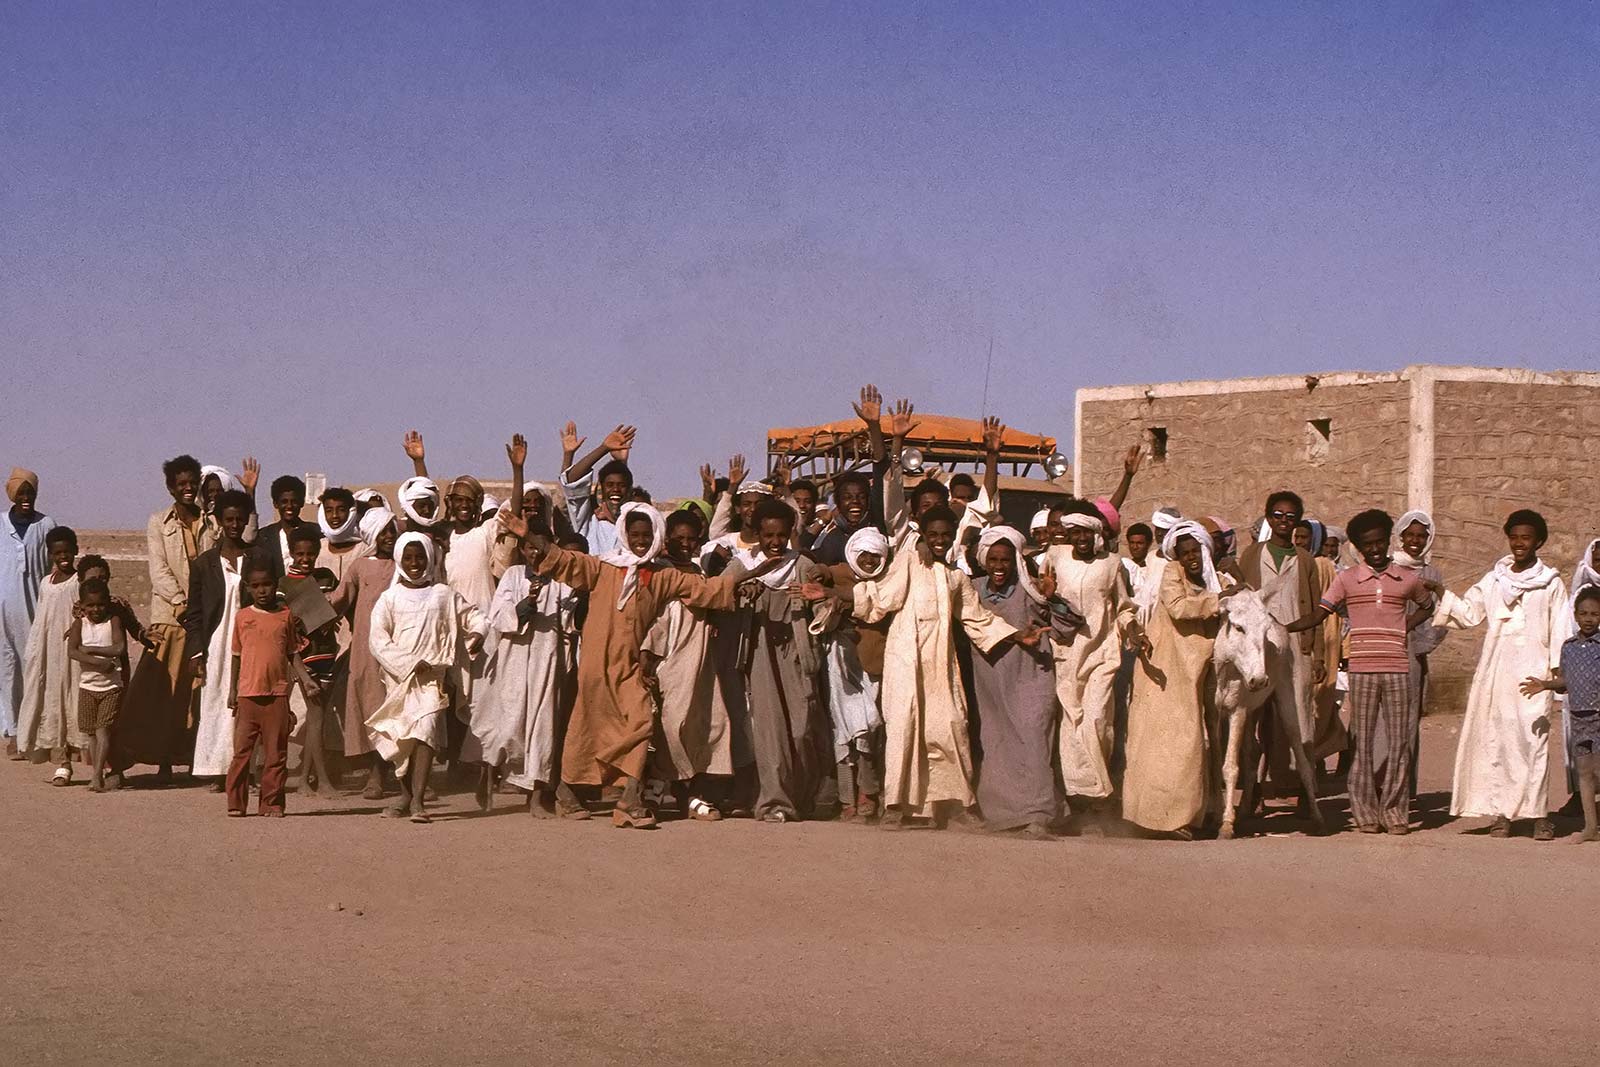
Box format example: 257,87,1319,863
1576,826,1598,843
206,780,225,794
361,777,385,800
381,801,408,819
528,789,558,819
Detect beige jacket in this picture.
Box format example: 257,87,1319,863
146,505,219,627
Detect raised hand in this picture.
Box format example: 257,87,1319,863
239,456,260,494
889,399,918,439
403,430,426,462
727,453,748,487
506,433,527,469
560,421,586,458
699,464,718,500
1123,443,1144,477
981,415,1005,455
1037,567,1056,600
604,424,637,462
852,384,883,427
772,455,791,488
503,512,530,540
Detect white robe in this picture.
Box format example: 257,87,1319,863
192,556,242,777
1043,547,1133,799
644,596,737,779
444,508,508,717
467,566,569,784
17,574,82,755
367,582,487,775
854,550,1015,816
1435,570,1570,820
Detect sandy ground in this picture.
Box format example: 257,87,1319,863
4,714,1596,1065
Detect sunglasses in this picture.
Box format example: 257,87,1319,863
1269,510,1300,521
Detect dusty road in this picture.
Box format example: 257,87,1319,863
4,715,1595,1065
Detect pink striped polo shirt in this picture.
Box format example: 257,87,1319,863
1319,563,1427,674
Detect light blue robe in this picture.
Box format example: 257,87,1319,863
1,509,58,736
559,469,619,556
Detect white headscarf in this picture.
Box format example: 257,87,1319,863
1162,520,1220,593
735,481,774,498
354,488,389,511
390,532,437,588
397,477,441,529
481,493,501,516
1392,510,1435,568
359,507,399,549
845,527,890,580
977,525,1046,604
200,465,244,494
1029,508,1053,534
1151,507,1181,556
1059,512,1105,553
1571,538,1600,612
318,497,362,546
598,502,664,608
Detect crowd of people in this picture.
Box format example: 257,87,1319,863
3,385,1598,843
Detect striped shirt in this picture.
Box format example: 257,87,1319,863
1319,563,1426,674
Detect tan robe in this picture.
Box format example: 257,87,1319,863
1308,555,1348,759
854,551,1016,816
535,547,735,786
1043,547,1134,799
1122,564,1219,832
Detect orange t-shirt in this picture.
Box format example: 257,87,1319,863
231,606,299,698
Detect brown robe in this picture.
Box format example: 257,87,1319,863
536,547,736,786
329,555,397,757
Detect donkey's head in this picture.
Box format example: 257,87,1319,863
1215,588,1273,692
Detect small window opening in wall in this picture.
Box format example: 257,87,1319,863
1146,426,1168,462
1305,418,1332,462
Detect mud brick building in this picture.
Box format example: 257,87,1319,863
1074,365,1600,711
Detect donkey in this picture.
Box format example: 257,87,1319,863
1211,588,1326,839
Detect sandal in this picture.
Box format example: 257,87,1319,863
49,767,71,787
687,797,723,822
760,810,791,824
611,805,658,830
409,810,432,824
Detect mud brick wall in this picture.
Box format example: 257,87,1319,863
1078,379,1413,538
1424,380,1600,712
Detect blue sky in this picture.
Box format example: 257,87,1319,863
4,2,1597,526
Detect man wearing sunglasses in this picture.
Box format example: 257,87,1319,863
1237,491,1328,813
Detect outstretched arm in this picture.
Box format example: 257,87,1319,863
852,385,886,464
564,423,635,484
981,416,1004,512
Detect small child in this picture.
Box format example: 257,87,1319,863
1522,587,1600,842
75,554,151,651
226,560,311,817
281,528,339,798
20,525,82,783
367,533,487,823
67,578,129,792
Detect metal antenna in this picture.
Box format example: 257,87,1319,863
981,336,994,418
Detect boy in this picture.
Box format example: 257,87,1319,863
227,560,311,817
256,474,312,577
735,498,827,823
330,508,400,799
316,487,370,581
1044,502,1135,822
853,505,1042,829
1288,510,1431,834
641,509,744,821
184,490,257,790
367,533,488,822
484,520,574,817
558,421,637,555
68,578,129,793
281,527,339,798
519,504,759,829
3,467,57,755
1522,587,1600,842
789,479,822,551
19,526,83,782
1431,510,1569,840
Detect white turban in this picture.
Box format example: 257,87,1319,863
354,488,389,510
481,493,502,516
1029,508,1053,532
1392,510,1435,568
1059,511,1105,553
390,531,438,587
1151,507,1181,533
359,507,398,549
1161,520,1220,593
397,476,441,529
735,480,774,498
200,465,244,494
976,525,1046,604
318,498,362,546
598,502,664,608
845,527,890,580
